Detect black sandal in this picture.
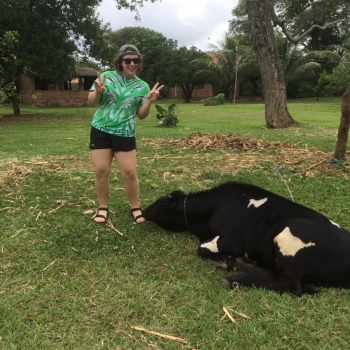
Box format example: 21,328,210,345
93,207,109,224
131,207,144,224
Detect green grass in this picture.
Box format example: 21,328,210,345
1,98,350,349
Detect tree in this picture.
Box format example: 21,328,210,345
0,31,19,78
103,27,178,89
195,48,239,103
0,0,110,116
159,46,208,103
204,34,241,103
316,42,350,96
280,0,350,51
111,0,158,16
231,0,350,128
274,31,338,98
334,86,350,160
246,0,297,128
318,61,350,96
0,31,19,105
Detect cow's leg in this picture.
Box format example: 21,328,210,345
216,258,250,271
219,262,306,296
197,236,242,262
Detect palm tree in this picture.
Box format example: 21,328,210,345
237,30,338,98
194,33,240,103
317,34,350,96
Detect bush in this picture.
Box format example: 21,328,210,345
155,103,179,127
0,82,16,105
317,64,350,97
203,93,225,106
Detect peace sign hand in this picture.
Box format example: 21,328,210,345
147,82,164,102
93,72,106,94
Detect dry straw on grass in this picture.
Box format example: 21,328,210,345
131,326,188,344
166,132,295,151
1,134,349,186
158,132,349,178
0,155,90,184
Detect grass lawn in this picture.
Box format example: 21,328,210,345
1,97,350,349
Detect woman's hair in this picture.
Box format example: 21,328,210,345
113,50,144,74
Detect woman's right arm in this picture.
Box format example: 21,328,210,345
88,90,103,105
87,72,106,106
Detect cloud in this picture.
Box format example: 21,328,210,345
97,0,238,51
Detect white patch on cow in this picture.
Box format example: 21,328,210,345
247,197,268,209
274,227,315,257
330,220,340,228
200,236,220,253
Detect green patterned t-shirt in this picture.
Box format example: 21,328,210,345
91,71,150,137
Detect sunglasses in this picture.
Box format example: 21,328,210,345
122,57,141,64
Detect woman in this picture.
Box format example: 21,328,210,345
88,44,163,224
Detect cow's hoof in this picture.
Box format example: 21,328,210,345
216,263,228,271
220,279,232,288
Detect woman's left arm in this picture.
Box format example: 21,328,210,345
137,82,164,119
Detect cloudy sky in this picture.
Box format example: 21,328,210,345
97,0,239,52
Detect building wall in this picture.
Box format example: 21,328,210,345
19,75,91,107
168,84,213,99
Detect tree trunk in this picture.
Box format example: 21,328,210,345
229,85,234,103
181,85,193,103
334,86,350,160
12,93,21,117
246,0,298,129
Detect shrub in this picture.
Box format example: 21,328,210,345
317,64,350,97
203,93,225,106
155,103,179,127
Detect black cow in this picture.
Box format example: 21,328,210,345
142,181,350,296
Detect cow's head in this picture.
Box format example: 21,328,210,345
143,190,187,232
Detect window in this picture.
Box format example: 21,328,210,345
34,78,56,90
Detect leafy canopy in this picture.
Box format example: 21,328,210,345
158,46,209,103
0,0,110,83
111,0,159,18
230,0,350,51
103,27,177,87
0,31,19,103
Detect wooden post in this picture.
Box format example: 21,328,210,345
334,86,350,160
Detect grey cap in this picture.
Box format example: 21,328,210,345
118,44,140,57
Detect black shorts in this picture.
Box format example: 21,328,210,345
89,127,136,152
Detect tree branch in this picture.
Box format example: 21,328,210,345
293,19,348,43
272,6,347,45
299,0,327,14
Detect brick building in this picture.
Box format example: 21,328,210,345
168,83,213,99
19,66,98,107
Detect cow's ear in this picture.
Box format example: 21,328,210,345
160,190,185,210
169,190,186,199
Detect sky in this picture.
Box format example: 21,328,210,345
97,0,239,52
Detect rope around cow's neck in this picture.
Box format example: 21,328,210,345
184,196,190,231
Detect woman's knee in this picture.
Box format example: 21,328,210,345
94,166,110,179
121,168,137,181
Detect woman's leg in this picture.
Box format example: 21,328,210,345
91,149,113,223
114,150,145,224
